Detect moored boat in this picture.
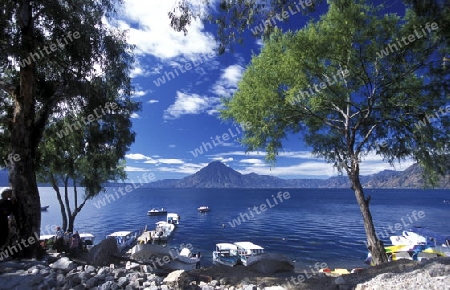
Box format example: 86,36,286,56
150,221,175,241
234,241,294,274
106,231,136,252
130,243,201,271
212,243,239,267
167,213,180,226
79,233,95,251
234,241,264,266
147,208,167,216
198,206,210,213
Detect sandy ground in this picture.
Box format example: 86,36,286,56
188,257,450,289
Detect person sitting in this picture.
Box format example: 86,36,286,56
70,231,81,257
54,226,64,253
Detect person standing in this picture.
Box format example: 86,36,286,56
0,188,16,250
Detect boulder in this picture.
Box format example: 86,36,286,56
246,253,294,274
163,270,189,290
49,257,74,271
86,238,120,267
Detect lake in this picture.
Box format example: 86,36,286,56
39,187,450,270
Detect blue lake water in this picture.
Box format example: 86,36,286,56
39,187,450,270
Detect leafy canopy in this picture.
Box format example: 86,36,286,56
221,0,449,181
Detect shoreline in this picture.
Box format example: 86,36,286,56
0,253,449,289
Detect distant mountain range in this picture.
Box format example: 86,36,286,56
146,161,450,189
1,161,448,189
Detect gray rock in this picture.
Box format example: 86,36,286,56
143,281,152,287
161,285,169,290
85,277,99,288
163,270,189,290
85,265,96,273
28,274,44,285
210,280,219,287
50,257,74,271
57,273,67,286
73,285,85,290
39,268,50,276
114,268,127,279
243,285,257,290
118,276,129,287
335,276,346,285
86,237,120,267
219,278,229,285
101,280,119,290
78,271,90,282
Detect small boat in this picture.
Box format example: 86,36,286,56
167,213,180,226
213,243,239,267
198,206,210,213
41,206,49,211
150,221,175,241
130,243,201,271
147,208,167,216
234,241,294,274
234,241,265,266
79,233,95,251
106,231,137,252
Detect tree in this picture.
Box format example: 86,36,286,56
36,90,138,233
169,0,323,53
0,0,134,257
220,0,449,265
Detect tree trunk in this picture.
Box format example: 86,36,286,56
51,175,67,231
8,0,41,258
349,165,388,265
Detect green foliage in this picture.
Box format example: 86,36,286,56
169,0,323,53
221,0,449,183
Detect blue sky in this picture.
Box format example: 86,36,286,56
113,0,414,182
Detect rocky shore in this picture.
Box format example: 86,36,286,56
0,254,449,290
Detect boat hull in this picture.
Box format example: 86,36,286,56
212,251,240,267
130,244,200,271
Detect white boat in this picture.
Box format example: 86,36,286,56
130,243,201,271
198,206,210,213
167,213,180,226
151,221,175,241
234,241,294,274
147,208,167,216
79,233,95,251
234,241,265,266
213,243,239,267
106,231,136,252
169,247,201,270
390,231,427,246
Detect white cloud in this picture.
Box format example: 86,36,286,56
164,91,220,119
125,153,152,160
131,113,140,119
130,63,150,78
210,157,233,163
168,144,176,148
239,159,266,166
132,90,148,98
155,162,207,175
212,64,244,96
158,158,185,164
117,0,216,60
148,99,159,104
125,166,152,172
